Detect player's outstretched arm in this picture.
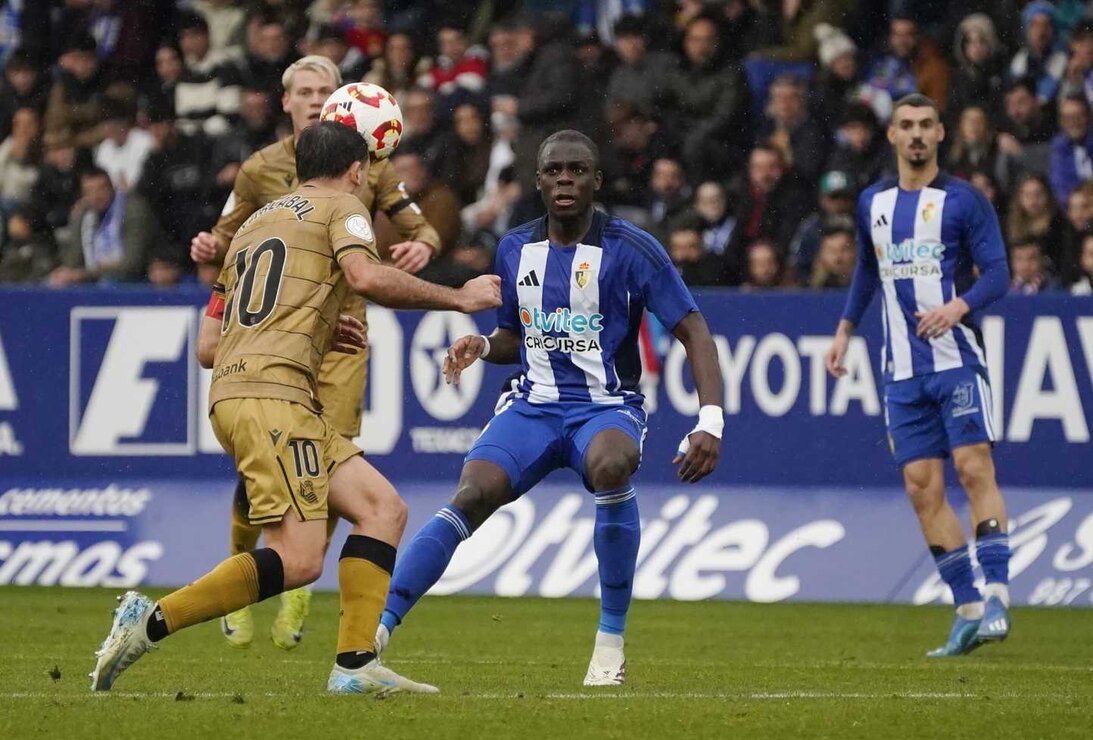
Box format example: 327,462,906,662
671,312,724,484
442,329,520,385
340,252,501,312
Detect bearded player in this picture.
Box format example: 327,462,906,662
190,56,441,651
826,94,1013,657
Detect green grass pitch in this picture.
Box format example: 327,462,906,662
1,587,1090,739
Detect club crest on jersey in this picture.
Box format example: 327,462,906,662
922,202,937,223
574,261,593,289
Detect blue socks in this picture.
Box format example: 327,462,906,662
975,518,1011,587
593,487,641,636
934,545,982,606
380,505,471,634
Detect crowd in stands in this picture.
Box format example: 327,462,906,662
1,0,1092,297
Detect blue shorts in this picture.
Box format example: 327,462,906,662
465,398,647,494
884,366,997,468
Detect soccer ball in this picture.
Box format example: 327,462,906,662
320,83,404,161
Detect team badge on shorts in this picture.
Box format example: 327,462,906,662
575,262,593,289
951,382,977,417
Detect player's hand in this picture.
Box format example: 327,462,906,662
390,240,433,274
443,334,486,385
190,232,220,264
329,314,367,355
672,431,720,483
456,275,502,313
826,333,850,378
915,298,969,340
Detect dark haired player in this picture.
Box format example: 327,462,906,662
826,94,1013,657
374,130,725,686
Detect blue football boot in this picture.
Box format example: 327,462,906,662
926,614,982,658
975,596,1011,643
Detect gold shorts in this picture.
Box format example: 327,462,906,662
210,398,361,525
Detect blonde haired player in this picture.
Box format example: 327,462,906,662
91,121,500,695
190,56,441,650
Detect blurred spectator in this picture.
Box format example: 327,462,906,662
50,167,159,285
812,23,860,131
237,18,296,95
1060,181,1093,282
574,32,614,143
144,44,183,122
690,180,735,257
601,105,663,213
377,150,460,254
742,239,791,290
1008,239,1058,294
1007,174,1066,270
0,205,57,283
946,105,1015,193
309,23,368,82
724,144,808,284
809,224,856,289
434,101,491,206
484,18,532,102
501,15,582,189
1049,94,1093,206
997,76,1055,177
93,98,153,192
461,165,522,238
424,228,497,288
825,103,890,191
44,32,105,150
759,74,828,188
949,14,1004,118
668,220,723,287
343,0,387,60
0,49,48,141
969,169,1007,223
668,14,748,180
399,86,445,171
423,23,488,101
195,0,246,58
604,15,675,119
31,129,85,232
862,17,949,111
138,104,219,270
0,106,40,213
790,170,855,283
749,0,853,63
1070,231,1093,295
211,89,278,183
1058,20,1093,102
364,32,429,103
175,12,242,137
1008,2,1066,105
645,156,691,238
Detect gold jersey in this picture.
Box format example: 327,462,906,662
209,185,379,413
209,136,440,437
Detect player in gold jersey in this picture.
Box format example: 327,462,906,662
190,56,441,650
90,121,501,695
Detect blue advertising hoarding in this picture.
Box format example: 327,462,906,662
0,287,1090,604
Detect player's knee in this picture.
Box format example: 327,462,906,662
451,482,505,531
954,454,993,493
587,452,635,492
283,552,324,589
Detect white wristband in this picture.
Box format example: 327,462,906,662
479,335,491,359
676,405,724,456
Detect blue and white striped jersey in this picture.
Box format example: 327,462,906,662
843,172,1009,384
495,211,698,406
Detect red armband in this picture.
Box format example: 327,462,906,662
205,290,226,320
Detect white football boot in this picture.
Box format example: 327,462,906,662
327,658,439,696
583,632,626,686
90,591,158,691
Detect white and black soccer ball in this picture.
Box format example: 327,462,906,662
319,82,404,161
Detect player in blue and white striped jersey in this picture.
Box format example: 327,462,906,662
375,130,725,686
826,94,1013,657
